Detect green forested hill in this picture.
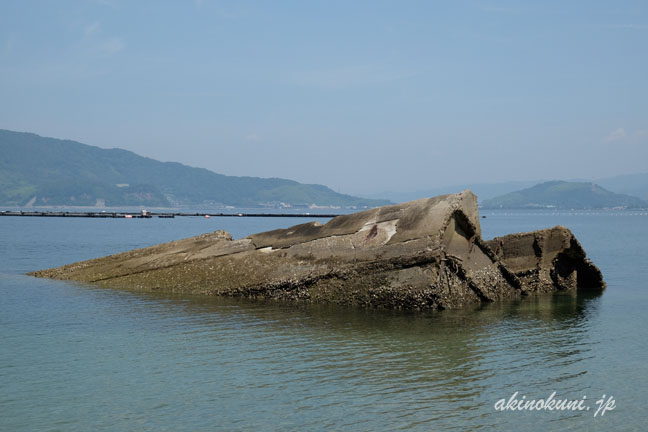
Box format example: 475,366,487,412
481,181,647,209
0,130,389,208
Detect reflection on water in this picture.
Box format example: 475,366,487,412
1,273,610,431
2,210,646,431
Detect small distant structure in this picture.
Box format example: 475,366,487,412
205,214,211,218
125,214,133,219
141,209,149,217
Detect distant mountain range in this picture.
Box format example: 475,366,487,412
481,181,647,209
368,173,648,204
0,130,389,208
596,173,648,201
365,181,541,203
4,129,646,210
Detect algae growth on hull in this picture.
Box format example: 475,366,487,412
30,191,605,310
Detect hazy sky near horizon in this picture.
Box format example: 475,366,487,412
1,0,647,195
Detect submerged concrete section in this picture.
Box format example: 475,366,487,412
30,191,605,310
486,226,606,293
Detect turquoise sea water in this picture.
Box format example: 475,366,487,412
1,211,647,431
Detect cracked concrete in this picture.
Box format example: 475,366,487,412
29,190,605,310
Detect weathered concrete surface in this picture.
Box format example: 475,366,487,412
30,191,605,310
486,226,606,293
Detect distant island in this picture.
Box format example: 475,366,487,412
0,130,390,209
366,172,648,203
481,180,647,209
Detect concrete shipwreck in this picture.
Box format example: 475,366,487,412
30,191,605,310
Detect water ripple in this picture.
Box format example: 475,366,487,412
2,211,647,430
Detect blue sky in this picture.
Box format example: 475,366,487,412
1,0,646,195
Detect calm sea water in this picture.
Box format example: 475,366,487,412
1,211,647,431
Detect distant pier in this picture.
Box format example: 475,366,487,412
0,210,341,219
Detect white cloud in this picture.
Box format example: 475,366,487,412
84,21,101,37
99,37,124,54
604,128,627,142
635,129,648,137
79,20,123,55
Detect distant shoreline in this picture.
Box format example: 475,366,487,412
0,204,350,213
0,210,341,219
